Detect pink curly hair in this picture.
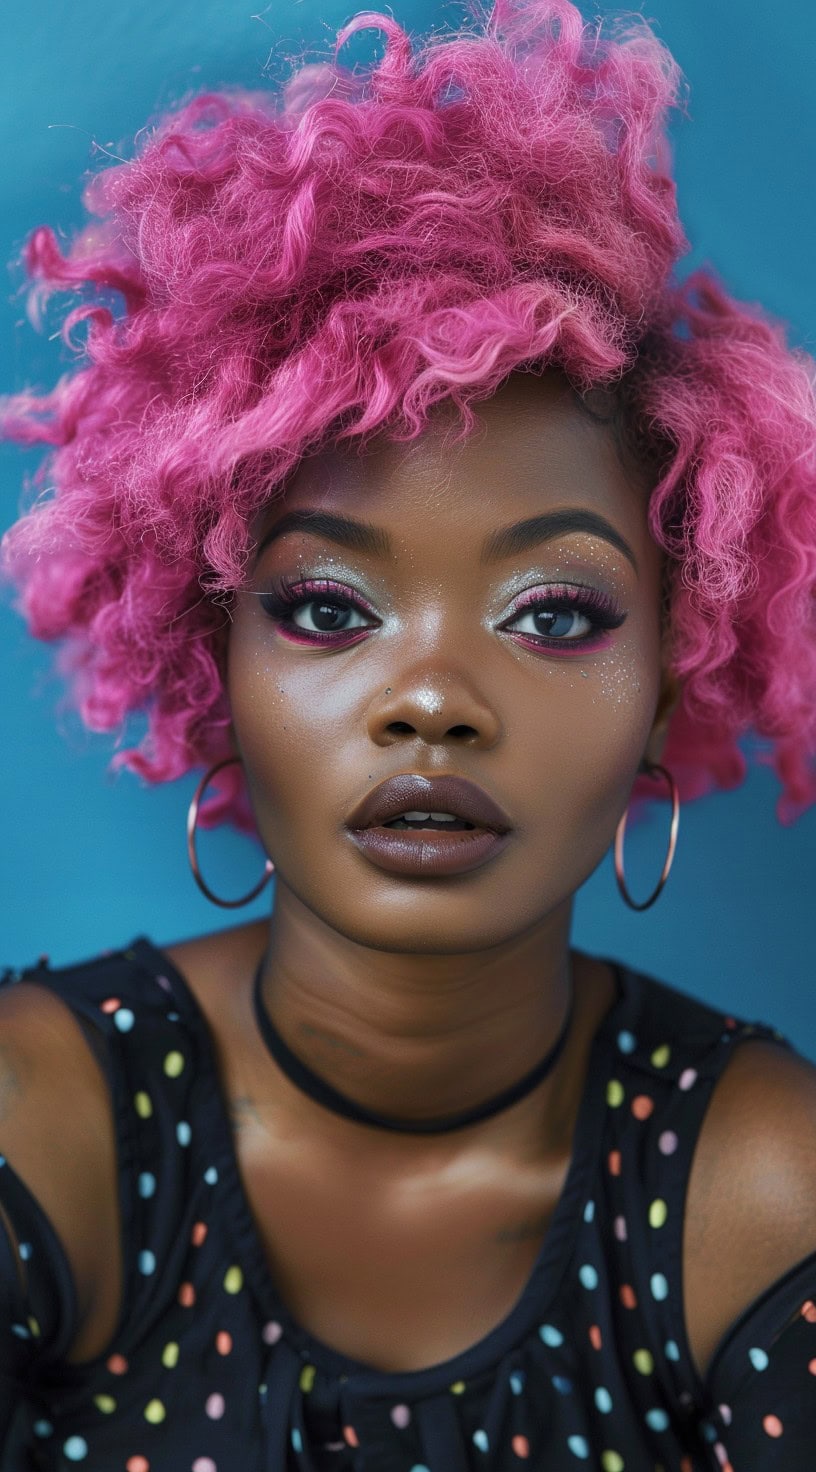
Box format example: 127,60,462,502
2,0,815,834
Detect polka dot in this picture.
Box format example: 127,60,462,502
633,1350,654,1376
589,1324,603,1350
192,1461,217,1472
100,997,121,1014
206,1393,225,1420
155,973,172,991
191,1221,208,1247
138,1172,156,1199
161,1342,179,1368
263,1320,283,1345
568,1435,590,1459
595,1386,613,1413
107,1353,128,1374
343,1426,359,1447
19,1242,32,1260
800,1300,816,1323
139,1250,156,1276
631,1094,654,1120
620,1284,638,1309
391,1404,411,1429
291,1431,303,1453
718,1404,733,1426
658,1131,678,1155
511,1435,530,1458
204,1166,219,1185
176,1121,192,1147
126,1460,149,1472
163,1050,185,1077
93,1394,116,1413
614,1216,628,1241
134,1092,153,1119
608,1150,622,1177
449,1380,466,1394
473,1429,489,1452
510,1372,525,1394
617,1030,637,1053
651,1044,671,1068
749,1347,769,1371
224,1265,244,1294
649,1198,668,1228
409,1467,431,1472
33,1420,53,1437
808,1359,816,1376
650,1274,669,1301
602,1455,624,1472
114,1008,135,1032
64,1435,88,1459
579,1264,599,1290
216,1331,233,1356
665,1340,680,1362
539,1323,564,1347
679,1068,698,1091
144,1399,166,1424
583,1199,595,1223
300,1365,317,1393
606,1080,625,1107
552,1375,573,1394
645,1409,670,1432
178,1282,196,1307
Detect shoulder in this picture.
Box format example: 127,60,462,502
0,969,120,1351
683,1033,816,1380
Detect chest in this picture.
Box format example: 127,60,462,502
231,1117,568,1373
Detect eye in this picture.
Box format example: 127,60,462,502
499,584,627,650
506,604,594,641
256,577,377,646
288,597,369,635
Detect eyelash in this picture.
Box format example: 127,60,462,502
256,576,627,654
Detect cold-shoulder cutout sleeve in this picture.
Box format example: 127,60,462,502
699,1248,816,1464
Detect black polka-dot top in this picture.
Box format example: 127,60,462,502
1,938,814,1470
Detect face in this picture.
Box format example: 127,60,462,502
225,369,679,955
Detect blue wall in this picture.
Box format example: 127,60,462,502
1,1,814,1056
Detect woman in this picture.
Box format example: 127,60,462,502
1,0,815,1466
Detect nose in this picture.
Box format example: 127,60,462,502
366,665,503,749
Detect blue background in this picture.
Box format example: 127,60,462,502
1,1,814,1055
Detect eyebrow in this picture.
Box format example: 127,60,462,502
254,507,638,574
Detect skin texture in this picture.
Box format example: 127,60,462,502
225,369,680,1131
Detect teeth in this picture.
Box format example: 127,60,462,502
397,810,458,822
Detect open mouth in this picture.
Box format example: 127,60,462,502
380,812,477,836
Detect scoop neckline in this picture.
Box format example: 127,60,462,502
132,935,635,1399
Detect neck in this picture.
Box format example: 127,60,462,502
253,885,582,1144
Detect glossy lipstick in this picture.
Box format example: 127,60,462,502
345,774,513,877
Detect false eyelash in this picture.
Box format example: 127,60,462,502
256,575,627,650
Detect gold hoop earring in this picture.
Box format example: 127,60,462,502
614,762,679,911
186,757,275,909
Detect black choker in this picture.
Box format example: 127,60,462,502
251,959,575,1134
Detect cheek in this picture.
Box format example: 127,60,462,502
225,616,356,813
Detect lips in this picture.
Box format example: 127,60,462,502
345,774,513,834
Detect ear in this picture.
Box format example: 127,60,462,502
641,661,683,772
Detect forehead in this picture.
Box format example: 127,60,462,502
256,369,647,539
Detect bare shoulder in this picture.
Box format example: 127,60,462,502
684,1035,816,1380
0,978,120,1355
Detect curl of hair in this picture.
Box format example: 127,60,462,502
2,0,815,832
